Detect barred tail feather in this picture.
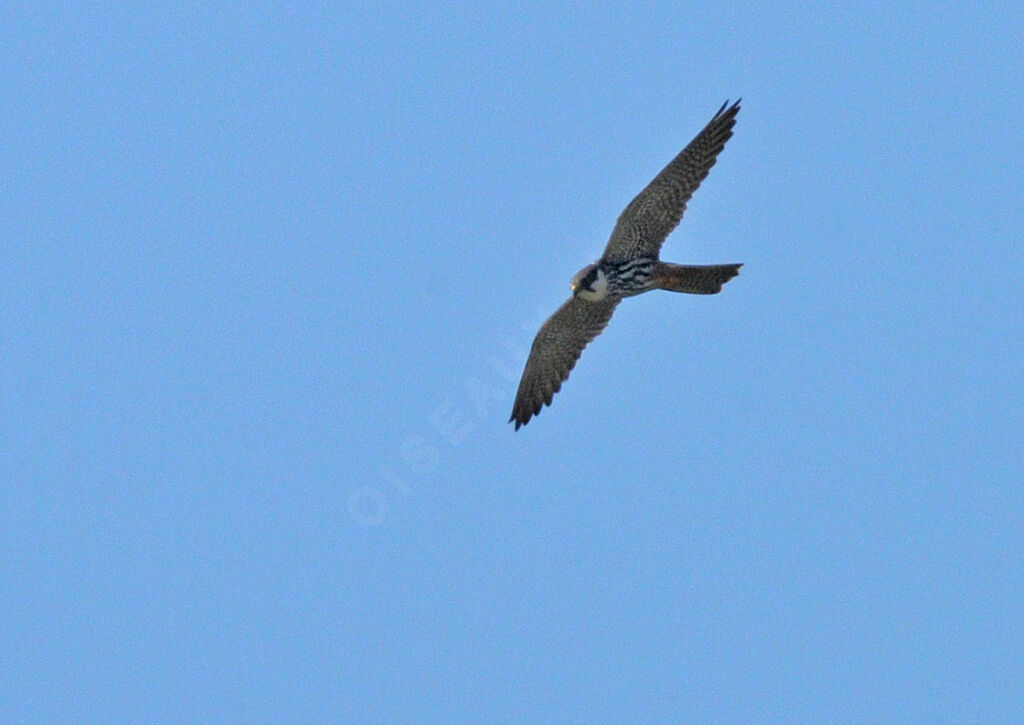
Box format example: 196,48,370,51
652,262,742,295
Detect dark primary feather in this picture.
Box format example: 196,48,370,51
602,99,740,263
509,297,620,429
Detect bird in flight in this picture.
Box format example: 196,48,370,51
509,100,743,430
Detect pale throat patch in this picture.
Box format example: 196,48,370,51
576,268,609,301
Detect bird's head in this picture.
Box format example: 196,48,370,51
570,262,608,301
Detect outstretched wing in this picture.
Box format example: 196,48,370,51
602,100,740,263
509,297,620,430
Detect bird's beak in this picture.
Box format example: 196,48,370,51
570,282,578,294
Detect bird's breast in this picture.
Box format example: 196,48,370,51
604,258,655,297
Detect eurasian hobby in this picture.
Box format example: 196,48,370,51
510,100,743,429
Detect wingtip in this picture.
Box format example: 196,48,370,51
716,98,742,117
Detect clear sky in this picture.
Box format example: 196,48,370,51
3,2,1023,722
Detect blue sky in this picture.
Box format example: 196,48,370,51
3,1,1023,721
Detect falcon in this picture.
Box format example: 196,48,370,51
509,100,743,430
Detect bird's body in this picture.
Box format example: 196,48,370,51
509,100,744,430
571,258,657,302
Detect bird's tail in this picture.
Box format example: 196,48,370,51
652,262,742,294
